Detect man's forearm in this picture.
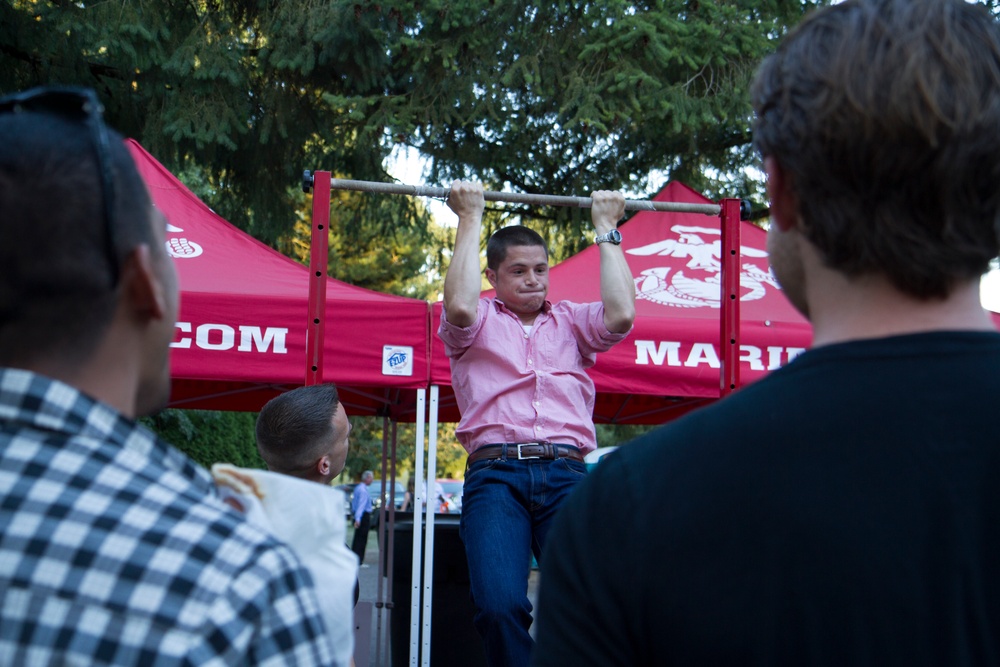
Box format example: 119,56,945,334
599,243,636,333
442,181,486,327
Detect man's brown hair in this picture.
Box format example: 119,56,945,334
752,0,1000,298
486,226,548,271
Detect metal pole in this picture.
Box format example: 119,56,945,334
719,198,742,396
375,416,390,667
321,176,721,216
305,171,331,385
409,390,426,667
420,385,439,667
381,420,399,664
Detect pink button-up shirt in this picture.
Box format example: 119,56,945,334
438,298,630,455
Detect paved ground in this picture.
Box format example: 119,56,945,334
349,520,539,667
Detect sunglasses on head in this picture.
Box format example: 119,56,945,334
0,85,119,285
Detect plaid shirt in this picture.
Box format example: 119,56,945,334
0,368,337,666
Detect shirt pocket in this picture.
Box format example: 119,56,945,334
533,324,583,372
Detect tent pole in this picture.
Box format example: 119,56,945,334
305,171,331,385
409,389,426,667
420,385,439,667
719,198,743,396
380,419,399,663
375,416,391,667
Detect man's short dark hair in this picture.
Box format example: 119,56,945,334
486,226,548,271
0,97,153,366
751,0,1000,299
256,383,341,473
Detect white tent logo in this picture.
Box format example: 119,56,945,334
382,345,413,376
165,223,204,259
628,225,779,308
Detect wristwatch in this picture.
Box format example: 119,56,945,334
594,229,622,245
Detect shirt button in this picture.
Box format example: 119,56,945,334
528,359,534,365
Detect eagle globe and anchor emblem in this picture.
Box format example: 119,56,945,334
628,224,781,308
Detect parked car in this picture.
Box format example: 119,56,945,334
437,478,464,513
369,480,406,512
336,480,405,526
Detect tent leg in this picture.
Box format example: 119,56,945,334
420,386,439,667
408,389,426,666
375,415,392,667
376,419,399,666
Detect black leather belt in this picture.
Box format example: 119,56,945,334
467,442,584,464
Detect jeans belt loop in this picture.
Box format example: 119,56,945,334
517,443,542,460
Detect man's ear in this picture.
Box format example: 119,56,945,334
122,244,168,321
764,157,800,233
316,456,331,477
485,268,497,288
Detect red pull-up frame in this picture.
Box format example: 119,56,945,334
304,171,745,397
719,198,743,397
305,171,331,386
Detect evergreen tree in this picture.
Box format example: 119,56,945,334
4,0,855,467
2,0,827,256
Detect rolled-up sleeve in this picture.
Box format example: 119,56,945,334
564,301,632,357
438,299,489,358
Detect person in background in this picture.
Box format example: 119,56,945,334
439,181,635,666
531,1,1000,665
214,382,357,667
351,470,374,566
400,477,416,512
0,85,334,664
254,382,351,485
400,478,447,513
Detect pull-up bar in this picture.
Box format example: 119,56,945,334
301,170,722,216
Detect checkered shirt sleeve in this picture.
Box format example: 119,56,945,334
0,369,338,666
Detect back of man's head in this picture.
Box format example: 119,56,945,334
256,383,342,477
752,0,1000,299
486,225,548,271
0,87,155,367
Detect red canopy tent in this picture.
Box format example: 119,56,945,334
127,141,430,418
430,181,814,424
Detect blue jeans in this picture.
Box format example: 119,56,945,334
460,452,588,667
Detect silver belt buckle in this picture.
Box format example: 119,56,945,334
517,443,541,460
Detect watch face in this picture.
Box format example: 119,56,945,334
596,229,622,244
